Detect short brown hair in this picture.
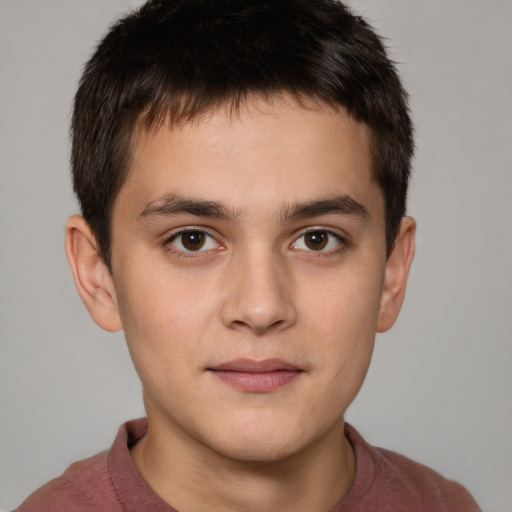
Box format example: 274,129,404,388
72,0,413,269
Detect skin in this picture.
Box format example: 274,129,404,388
66,95,415,512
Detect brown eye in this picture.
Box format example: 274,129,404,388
304,231,328,250
180,231,206,251
169,230,218,252
292,229,344,253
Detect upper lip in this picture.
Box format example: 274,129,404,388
209,358,301,373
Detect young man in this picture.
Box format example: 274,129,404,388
16,0,481,510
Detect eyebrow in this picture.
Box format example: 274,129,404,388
278,195,369,223
137,193,369,223
138,193,240,222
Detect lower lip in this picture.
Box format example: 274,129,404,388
210,370,301,392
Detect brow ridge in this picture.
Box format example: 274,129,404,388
138,193,239,222
279,195,369,223
138,193,369,224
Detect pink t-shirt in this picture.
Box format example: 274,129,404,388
16,418,481,512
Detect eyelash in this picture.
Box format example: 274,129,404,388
291,228,347,255
161,227,348,258
162,228,223,258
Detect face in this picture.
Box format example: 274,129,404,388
108,96,391,462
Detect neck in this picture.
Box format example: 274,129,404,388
130,415,356,512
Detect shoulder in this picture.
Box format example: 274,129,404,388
342,424,481,512
15,451,121,512
374,445,480,511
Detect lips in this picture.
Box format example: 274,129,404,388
208,358,303,392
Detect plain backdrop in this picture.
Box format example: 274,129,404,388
1,1,511,510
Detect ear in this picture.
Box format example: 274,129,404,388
65,215,122,332
377,216,416,333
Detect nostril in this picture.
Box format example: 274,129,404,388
229,318,286,334
269,319,285,329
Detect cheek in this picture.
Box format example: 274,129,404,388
301,263,383,388
113,269,187,379
113,261,223,373
309,299,377,421
302,262,384,339
116,257,207,328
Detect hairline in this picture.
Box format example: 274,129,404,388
102,91,387,270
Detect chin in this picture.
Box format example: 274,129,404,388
214,436,304,464
204,416,319,464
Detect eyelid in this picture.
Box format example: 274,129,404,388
291,227,348,252
162,226,224,254
160,225,348,256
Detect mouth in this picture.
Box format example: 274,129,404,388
207,358,304,392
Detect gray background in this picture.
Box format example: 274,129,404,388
1,1,511,510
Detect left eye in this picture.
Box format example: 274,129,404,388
292,230,343,252
168,230,219,252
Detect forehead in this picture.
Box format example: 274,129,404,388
117,95,382,223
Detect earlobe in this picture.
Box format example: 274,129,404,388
377,216,416,333
65,215,122,332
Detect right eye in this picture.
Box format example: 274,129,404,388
167,230,220,252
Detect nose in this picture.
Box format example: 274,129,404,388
220,248,297,334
